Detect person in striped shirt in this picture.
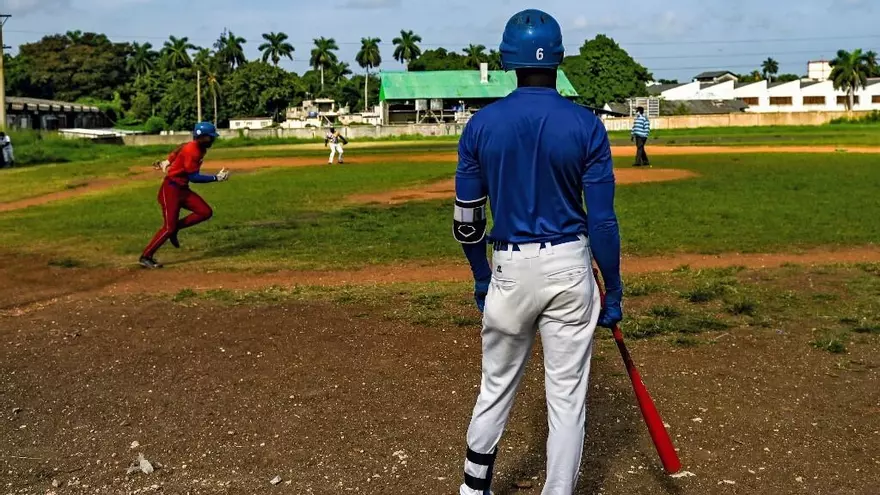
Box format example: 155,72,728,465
631,106,650,167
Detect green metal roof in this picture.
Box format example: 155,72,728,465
379,69,578,101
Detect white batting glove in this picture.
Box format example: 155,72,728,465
216,168,230,182
153,159,171,173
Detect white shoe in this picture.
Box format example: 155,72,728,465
459,485,493,495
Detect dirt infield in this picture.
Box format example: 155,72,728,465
349,168,698,205
3,144,879,213
3,246,879,315
1,263,878,494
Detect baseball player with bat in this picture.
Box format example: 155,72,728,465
324,126,348,164
139,122,229,269
454,9,623,495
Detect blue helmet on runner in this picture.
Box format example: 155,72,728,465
193,122,219,139
499,9,565,71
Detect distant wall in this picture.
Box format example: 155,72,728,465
121,123,467,146
120,111,857,146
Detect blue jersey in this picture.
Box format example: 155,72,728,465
455,87,615,244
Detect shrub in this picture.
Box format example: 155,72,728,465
144,116,167,134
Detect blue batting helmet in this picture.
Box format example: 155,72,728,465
193,121,219,139
499,9,564,71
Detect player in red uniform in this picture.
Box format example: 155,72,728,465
139,122,229,269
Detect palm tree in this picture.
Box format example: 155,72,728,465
66,30,84,44
310,37,340,90
356,37,382,113
761,57,779,82
487,49,502,70
392,30,422,70
259,32,295,66
866,50,879,77
193,50,222,123
129,42,158,80
830,48,871,111
328,61,353,84
463,44,488,69
204,68,222,124
214,29,248,69
163,36,196,69
749,70,762,82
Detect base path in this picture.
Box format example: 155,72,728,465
3,246,878,315
101,246,880,295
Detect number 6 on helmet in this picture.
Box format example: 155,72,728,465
499,9,564,71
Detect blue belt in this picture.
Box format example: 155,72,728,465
492,234,581,252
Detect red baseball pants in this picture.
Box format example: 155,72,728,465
142,179,213,258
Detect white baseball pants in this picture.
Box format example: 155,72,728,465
460,235,601,495
328,143,344,163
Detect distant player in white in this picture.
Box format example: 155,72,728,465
454,9,623,495
0,132,13,167
324,126,348,164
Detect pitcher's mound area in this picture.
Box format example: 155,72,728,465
349,167,697,205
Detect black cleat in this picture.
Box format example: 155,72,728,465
139,256,163,269
169,231,180,248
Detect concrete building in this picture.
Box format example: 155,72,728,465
229,117,273,130
378,63,578,124
693,71,739,84
807,60,832,81
4,96,105,130
646,63,880,113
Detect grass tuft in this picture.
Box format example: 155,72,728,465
47,258,83,268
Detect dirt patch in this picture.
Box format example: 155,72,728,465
349,168,698,205
0,290,877,494
2,247,878,315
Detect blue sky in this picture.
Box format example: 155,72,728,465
2,0,878,81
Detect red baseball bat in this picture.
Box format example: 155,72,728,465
593,268,682,474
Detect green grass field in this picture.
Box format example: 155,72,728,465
5,121,880,169
0,146,878,270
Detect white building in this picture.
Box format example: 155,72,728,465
648,62,880,113
807,60,832,82
229,117,273,130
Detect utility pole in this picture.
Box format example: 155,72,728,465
0,14,10,131
196,69,202,122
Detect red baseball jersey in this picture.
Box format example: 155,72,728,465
165,141,206,186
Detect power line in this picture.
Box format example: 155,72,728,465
6,28,880,48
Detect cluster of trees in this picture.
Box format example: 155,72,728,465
4,28,656,131
4,29,422,131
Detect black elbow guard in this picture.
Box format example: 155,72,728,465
453,196,488,244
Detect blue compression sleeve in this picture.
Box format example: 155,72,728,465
462,240,492,282
455,124,491,283
584,180,622,293
583,127,622,295
188,172,217,183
